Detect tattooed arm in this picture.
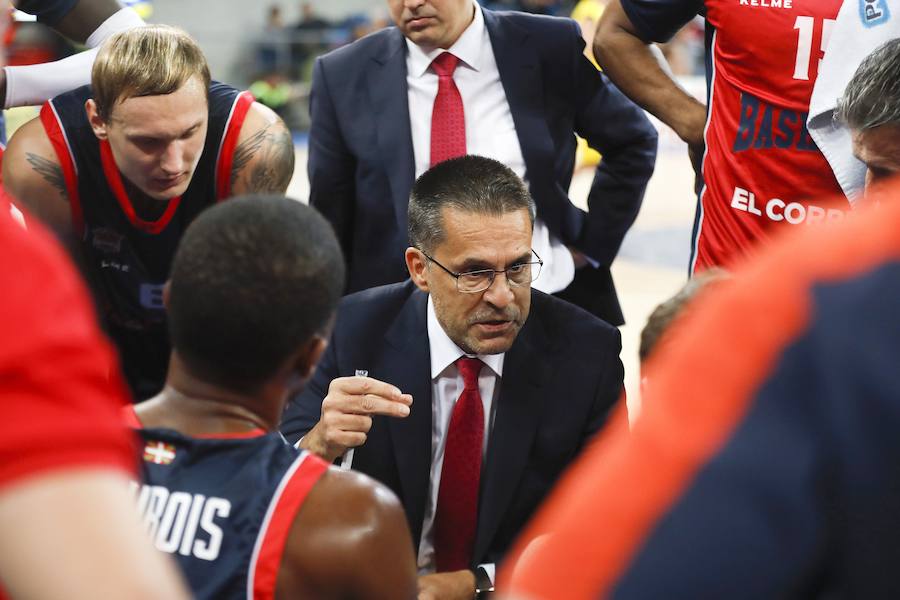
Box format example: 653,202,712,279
229,102,295,196
3,117,75,240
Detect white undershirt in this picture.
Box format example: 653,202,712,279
405,1,575,294
417,296,504,574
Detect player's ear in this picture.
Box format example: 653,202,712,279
162,281,172,311
85,99,109,140
405,247,430,293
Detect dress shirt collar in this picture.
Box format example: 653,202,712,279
406,0,486,78
427,295,504,380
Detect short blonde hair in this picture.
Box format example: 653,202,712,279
92,25,211,121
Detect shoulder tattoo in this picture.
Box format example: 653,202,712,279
230,121,295,194
25,152,68,201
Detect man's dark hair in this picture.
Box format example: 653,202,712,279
168,196,345,392
835,38,900,131
408,155,536,253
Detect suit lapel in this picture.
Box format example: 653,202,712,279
483,11,556,226
474,314,550,562
367,29,416,236
379,287,433,544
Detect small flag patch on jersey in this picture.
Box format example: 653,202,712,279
143,441,176,465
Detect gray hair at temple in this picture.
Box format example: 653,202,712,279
835,38,900,131
408,155,536,254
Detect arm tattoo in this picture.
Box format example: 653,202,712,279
230,122,295,194
25,152,68,201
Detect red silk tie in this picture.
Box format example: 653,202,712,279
434,357,485,572
429,52,466,167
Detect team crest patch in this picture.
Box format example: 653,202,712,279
860,0,890,27
143,441,176,465
91,227,124,254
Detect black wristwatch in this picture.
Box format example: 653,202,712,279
474,566,495,599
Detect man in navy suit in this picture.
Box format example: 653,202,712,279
282,156,624,599
307,0,657,325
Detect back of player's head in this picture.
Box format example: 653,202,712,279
640,268,730,363
836,38,900,132
408,155,536,253
92,25,211,121
167,196,345,393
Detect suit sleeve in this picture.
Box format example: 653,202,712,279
307,57,358,275
581,325,625,448
619,0,704,44
569,20,659,266
280,327,341,445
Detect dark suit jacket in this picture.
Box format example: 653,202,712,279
281,281,624,567
307,9,658,325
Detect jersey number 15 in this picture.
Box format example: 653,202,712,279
792,16,836,81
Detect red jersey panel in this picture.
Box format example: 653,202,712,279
695,0,847,271
0,199,136,490
620,0,848,272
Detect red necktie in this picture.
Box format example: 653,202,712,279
434,357,484,572
430,52,466,167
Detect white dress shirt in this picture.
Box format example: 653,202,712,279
417,296,504,574
405,1,575,294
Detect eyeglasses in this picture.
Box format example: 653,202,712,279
418,248,543,293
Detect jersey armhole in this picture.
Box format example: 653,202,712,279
214,91,255,201
246,451,328,600
39,101,83,235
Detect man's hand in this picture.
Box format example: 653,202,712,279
417,570,477,600
299,376,413,462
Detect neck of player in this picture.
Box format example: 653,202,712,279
134,352,288,436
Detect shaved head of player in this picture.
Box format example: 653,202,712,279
127,196,417,600
837,38,900,191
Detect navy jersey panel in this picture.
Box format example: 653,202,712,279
14,0,79,24
610,260,900,599
47,81,240,400
135,429,299,600
619,0,704,43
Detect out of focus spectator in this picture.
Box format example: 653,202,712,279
257,4,287,73
291,1,330,75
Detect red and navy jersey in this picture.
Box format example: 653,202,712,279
130,420,328,599
621,0,848,272
0,195,135,491
500,181,900,598
40,82,254,400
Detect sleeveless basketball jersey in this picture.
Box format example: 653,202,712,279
131,424,328,599
620,0,848,273
40,82,254,400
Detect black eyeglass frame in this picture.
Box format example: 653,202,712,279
417,247,544,293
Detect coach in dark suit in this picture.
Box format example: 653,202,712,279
282,156,623,599
307,0,657,325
